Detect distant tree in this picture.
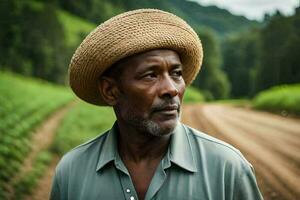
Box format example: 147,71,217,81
221,7,300,97
255,10,300,92
222,29,260,98
0,0,68,83
193,29,230,100
0,0,25,73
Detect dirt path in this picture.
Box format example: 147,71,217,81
181,104,300,200
24,156,60,200
9,101,76,200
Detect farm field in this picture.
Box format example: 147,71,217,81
0,72,74,199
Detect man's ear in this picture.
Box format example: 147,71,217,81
97,77,119,106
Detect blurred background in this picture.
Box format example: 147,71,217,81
0,0,299,199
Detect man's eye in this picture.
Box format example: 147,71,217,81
171,70,182,77
143,73,157,79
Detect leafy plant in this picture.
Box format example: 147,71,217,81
183,86,205,103
252,84,300,116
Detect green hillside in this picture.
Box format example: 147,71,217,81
125,0,257,36
57,10,96,48
58,0,258,37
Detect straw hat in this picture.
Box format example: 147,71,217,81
69,9,203,106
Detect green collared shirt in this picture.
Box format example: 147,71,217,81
50,122,263,200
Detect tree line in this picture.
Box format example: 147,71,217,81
221,8,300,98
0,1,69,83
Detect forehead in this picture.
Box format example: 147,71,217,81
129,49,180,62
120,49,181,69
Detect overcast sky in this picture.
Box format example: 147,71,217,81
190,0,299,21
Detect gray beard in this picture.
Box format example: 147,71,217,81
114,90,181,136
115,105,180,137
129,117,179,137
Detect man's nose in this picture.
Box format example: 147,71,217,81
158,75,178,98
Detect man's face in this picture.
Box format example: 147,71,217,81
114,49,186,136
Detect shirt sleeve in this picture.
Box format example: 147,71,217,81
49,171,61,200
234,164,264,200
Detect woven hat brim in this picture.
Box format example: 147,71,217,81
69,9,203,106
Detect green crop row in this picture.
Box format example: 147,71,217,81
0,71,74,198
12,151,53,200
252,84,300,116
52,102,115,155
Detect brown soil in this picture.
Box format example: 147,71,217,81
181,104,300,200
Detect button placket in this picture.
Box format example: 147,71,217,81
115,159,138,200
143,160,168,200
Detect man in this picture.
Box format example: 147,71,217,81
50,9,263,200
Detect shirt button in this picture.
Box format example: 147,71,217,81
126,189,130,193
130,196,135,200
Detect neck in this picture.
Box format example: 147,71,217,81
116,121,172,163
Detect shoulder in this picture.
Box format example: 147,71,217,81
181,124,263,199
55,130,109,174
181,123,252,170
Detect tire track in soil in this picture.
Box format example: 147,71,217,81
221,107,300,148
9,101,76,200
181,104,300,200
213,107,300,170
202,106,299,199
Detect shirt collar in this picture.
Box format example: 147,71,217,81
169,123,197,172
96,122,119,171
96,122,197,173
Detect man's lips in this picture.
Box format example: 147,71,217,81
153,104,179,115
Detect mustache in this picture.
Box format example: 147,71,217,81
151,98,181,112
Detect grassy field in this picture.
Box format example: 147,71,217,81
183,86,205,103
0,72,74,199
252,84,300,116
